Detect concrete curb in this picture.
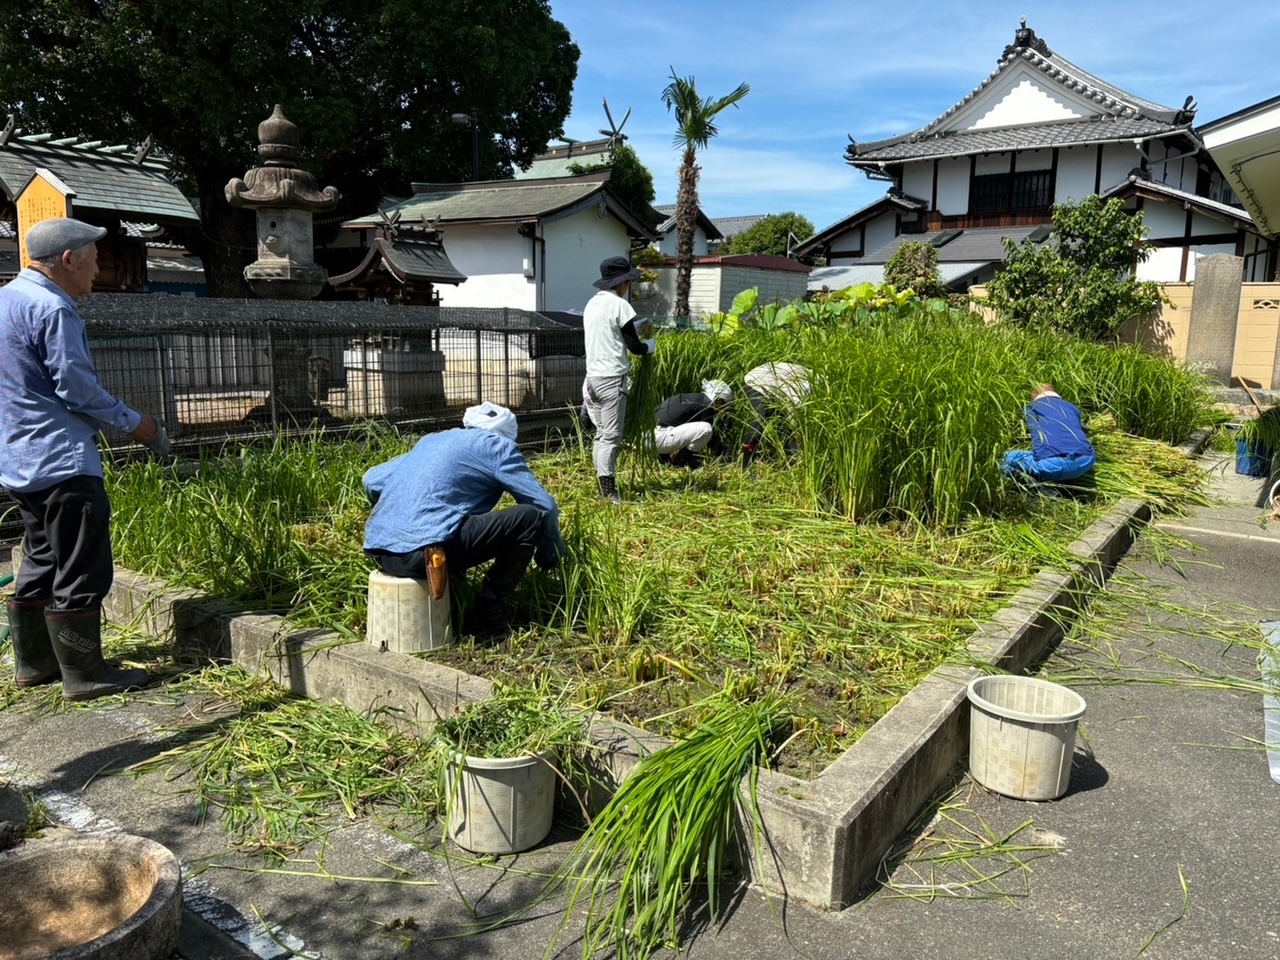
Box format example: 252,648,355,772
22,492,1153,913
748,497,1150,907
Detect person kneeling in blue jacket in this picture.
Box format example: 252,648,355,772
363,401,565,636
1002,384,1096,486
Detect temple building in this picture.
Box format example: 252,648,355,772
799,19,1279,290
0,119,199,290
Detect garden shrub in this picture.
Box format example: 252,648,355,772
985,195,1164,341
884,241,947,298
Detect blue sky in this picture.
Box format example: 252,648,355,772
545,0,1280,234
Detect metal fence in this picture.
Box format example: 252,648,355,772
79,294,587,448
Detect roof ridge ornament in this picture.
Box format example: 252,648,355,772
1174,94,1197,126
1001,16,1052,63
132,134,154,166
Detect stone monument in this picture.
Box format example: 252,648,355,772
226,104,339,300
225,106,340,421
1185,253,1244,384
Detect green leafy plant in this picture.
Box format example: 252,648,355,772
632,245,666,268
1238,405,1280,452
884,241,947,298
569,144,661,227
985,195,1165,341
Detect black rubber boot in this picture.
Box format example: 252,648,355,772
46,607,150,702
7,598,59,687
598,475,621,504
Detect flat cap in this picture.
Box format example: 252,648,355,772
25,218,108,260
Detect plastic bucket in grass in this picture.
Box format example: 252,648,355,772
445,751,555,854
966,675,1086,801
1236,438,1271,477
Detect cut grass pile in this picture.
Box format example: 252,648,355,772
127,666,441,859
102,317,1215,772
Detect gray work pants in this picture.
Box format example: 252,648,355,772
584,374,628,478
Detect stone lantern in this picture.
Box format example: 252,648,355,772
226,105,339,300
225,106,341,422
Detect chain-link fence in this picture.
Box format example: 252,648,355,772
79,294,586,449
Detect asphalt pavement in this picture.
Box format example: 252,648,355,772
2,450,1279,960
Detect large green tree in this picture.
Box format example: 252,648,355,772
661,70,748,318
0,0,578,295
718,212,813,256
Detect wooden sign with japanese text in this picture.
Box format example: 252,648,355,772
17,168,75,267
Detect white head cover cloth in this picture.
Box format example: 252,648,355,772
462,401,519,441
701,379,732,404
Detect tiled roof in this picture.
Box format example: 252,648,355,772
3,218,182,244
515,138,614,180
794,193,930,257
330,232,467,287
652,204,723,240
711,214,767,239
692,253,809,274
0,132,198,225
848,23,1194,166
807,260,990,291
344,173,655,238
850,116,1177,163
1101,174,1256,231
863,225,1048,264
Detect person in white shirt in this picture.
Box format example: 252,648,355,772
582,256,655,502
741,362,812,463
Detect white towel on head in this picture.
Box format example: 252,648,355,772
701,379,732,404
462,401,518,441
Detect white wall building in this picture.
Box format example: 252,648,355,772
651,204,722,257
797,19,1279,288
643,254,811,318
342,171,656,313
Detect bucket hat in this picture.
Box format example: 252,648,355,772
592,256,642,290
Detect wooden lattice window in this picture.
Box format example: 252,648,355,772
969,170,1053,215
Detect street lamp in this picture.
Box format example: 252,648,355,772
450,109,479,182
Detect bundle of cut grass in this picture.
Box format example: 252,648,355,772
549,693,791,960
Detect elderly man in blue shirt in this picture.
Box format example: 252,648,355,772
363,401,565,637
0,218,170,701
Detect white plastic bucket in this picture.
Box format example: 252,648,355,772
967,675,1086,801
365,571,452,653
445,752,556,854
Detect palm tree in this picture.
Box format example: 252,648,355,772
661,69,749,319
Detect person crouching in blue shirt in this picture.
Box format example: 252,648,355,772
362,401,566,637
1002,383,1097,486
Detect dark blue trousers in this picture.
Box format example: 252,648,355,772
10,475,115,611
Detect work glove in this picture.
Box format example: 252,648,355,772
641,338,657,355
145,421,171,460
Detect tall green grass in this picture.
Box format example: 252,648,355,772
108,426,410,622
103,315,1214,767
632,312,1214,525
